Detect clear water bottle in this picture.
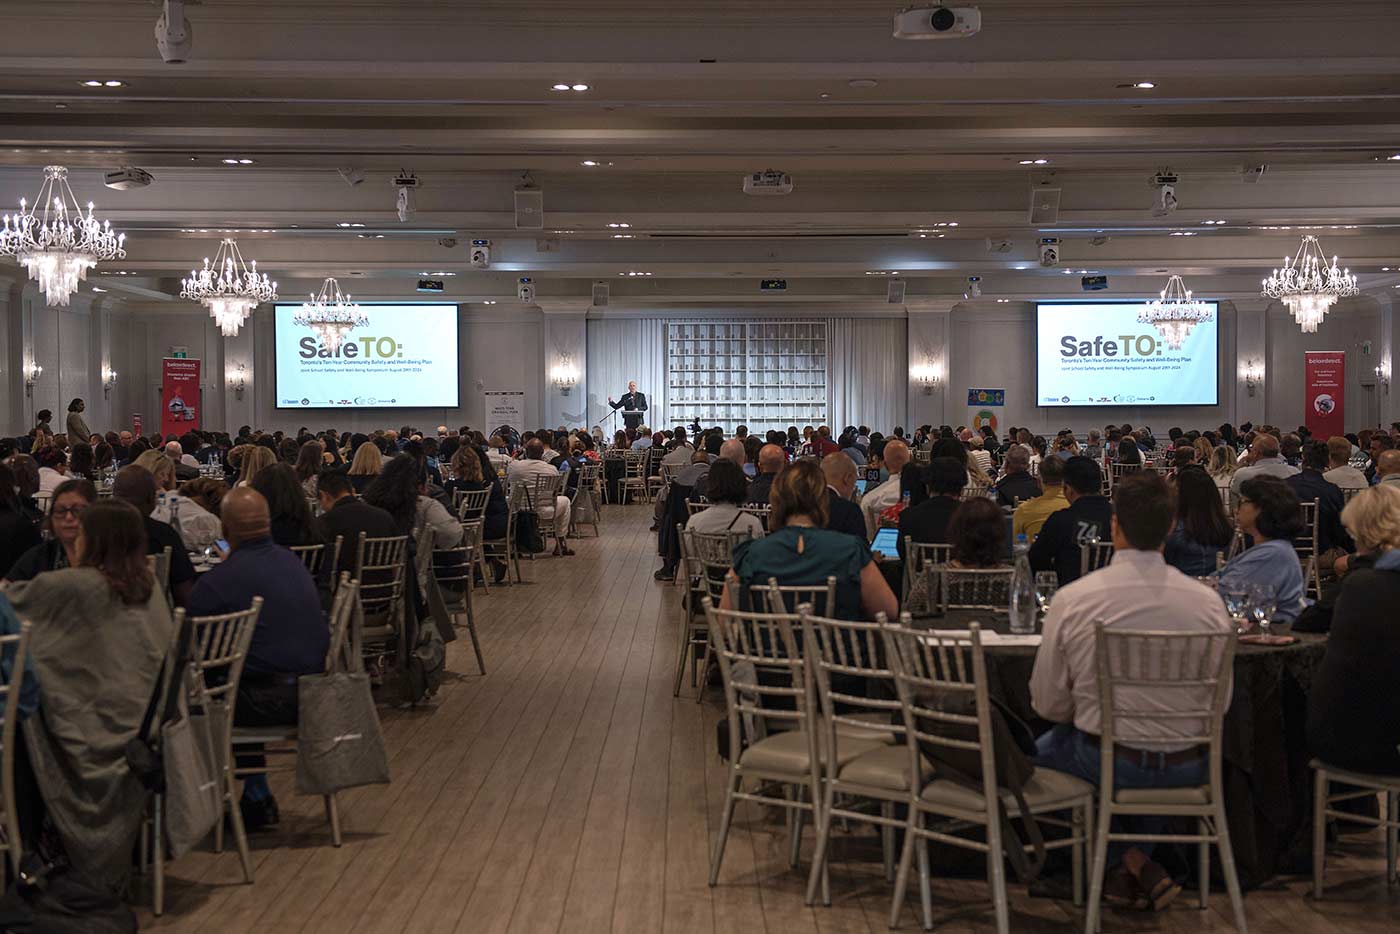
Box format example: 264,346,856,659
1009,533,1038,635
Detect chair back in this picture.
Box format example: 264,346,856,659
685,500,711,517
902,539,952,611
0,622,32,876
1079,541,1115,578
681,528,750,602
291,536,342,579
928,565,1015,613
911,449,931,466
325,574,358,672
881,621,999,806
150,545,172,596
959,484,993,502
800,608,902,752
1109,462,1142,483
1226,523,1247,559
1094,623,1235,786
622,450,648,480
704,601,815,762
527,473,561,514
741,504,772,526
1294,498,1320,560
756,575,837,616
180,599,263,757
455,487,492,521
352,533,409,621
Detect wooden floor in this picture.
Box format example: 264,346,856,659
140,502,1399,933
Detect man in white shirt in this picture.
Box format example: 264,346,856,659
861,439,911,539
507,438,573,556
1229,433,1298,508
660,427,695,467
1030,470,1233,912
1322,435,1368,490
631,427,654,451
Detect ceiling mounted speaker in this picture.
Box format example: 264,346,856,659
592,281,610,307
514,187,544,229
1028,185,1061,225
887,279,907,304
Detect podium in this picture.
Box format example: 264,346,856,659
621,409,644,431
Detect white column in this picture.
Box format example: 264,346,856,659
1374,294,1397,427
221,314,257,433
1230,299,1270,427
0,274,23,435
907,300,957,429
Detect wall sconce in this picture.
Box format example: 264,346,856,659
228,363,247,400
550,354,580,396
1241,359,1262,397
1376,361,1391,394
23,362,42,398
911,362,942,396
102,366,118,399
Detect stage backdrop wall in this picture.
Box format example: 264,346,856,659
586,318,669,433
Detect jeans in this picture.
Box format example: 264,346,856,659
1034,723,1207,863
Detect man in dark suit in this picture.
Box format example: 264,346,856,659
995,444,1042,508
1287,440,1350,555
745,443,787,507
315,470,399,576
896,457,968,561
608,380,648,433
821,453,868,541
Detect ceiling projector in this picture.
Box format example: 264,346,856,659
743,170,793,196
893,6,981,39
154,0,193,64
104,166,154,190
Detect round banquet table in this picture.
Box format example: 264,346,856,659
917,610,1328,890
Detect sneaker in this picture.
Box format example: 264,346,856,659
653,567,676,582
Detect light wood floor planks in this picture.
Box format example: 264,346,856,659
139,503,1400,933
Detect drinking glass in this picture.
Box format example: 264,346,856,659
1249,584,1277,636
1034,571,1058,615
1222,584,1251,635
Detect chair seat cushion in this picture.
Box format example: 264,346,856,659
1114,785,1211,805
740,729,888,776
1311,759,1400,792
838,745,933,792
918,766,1094,814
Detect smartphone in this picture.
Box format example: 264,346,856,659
215,539,229,553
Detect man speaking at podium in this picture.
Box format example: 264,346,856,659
608,380,648,433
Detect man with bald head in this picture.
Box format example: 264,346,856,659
1230,432,1299,508
693,438,749,502
1375,448,1400,487
746,443,788,507
820,452,867,540
188,486,328,831
862,438,912,539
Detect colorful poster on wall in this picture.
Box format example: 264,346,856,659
132,414,143,437
160,357,201,439
971,409,999,432
966,388,1005,407
484,389,525,432
1304,351,1345,439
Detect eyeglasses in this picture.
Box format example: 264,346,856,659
52,505,88,518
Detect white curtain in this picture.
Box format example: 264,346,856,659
826,317,907,434
586,318,668,433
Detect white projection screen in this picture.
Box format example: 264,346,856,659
273,303,460,409
1035,301,1219,407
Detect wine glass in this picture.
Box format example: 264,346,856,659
1249,584,1277,636
1222,584,1251,635
1034,571,1058,615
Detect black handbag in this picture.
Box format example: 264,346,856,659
515,511,545,554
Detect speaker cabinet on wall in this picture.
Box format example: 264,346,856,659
514,187,544,229
1029,185,1061,225
592,281,610,306
887,279,907,303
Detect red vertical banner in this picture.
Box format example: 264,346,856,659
1304,351,1345,438
160,358,202,439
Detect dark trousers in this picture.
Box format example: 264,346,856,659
234,675,299,772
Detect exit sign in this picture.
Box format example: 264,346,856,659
171,346,188,358
760,279,787,291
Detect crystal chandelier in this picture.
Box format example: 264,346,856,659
180,238,277,337
1137,274,1214,350
0,165,126,306
1261,234,1358,334
293,277,367,352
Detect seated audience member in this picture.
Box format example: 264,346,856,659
1013,452,1068,542
745,443,786,506
861,438,912,538
1208,444,1238,492
6,453,43,522
164,440,200,480
506,439,572,556
5,478,96,581
1286,440,1350,556
725,459,897,621
316,470,399,576
188,487,329,829
181,475,229,518
0,463,42,577
1307,485,1400,774
685,460,766,538
1323,434,1369,491
995,444,1041,508
111,464,198,606
674,448,712,493
693,438,746,501
295,440,325,498
1163,466,1233,577
1375,448,1400,487
237,443,277,488
1029,456,1112,585
6,499,173,896
631,426,654,450
346,441,383,493
252,463,322,547
444,442,509,544
839,429,867,466
820,451,868,541
810,425,841,458
135,448,223,550
946,497,1008,568
34,444,67,493
1031,471,1232,911
366,453,463,550
660,427,694,467
896,457,967,560
1217,476,1306,624
68,441,97,481
1229,432,1299,507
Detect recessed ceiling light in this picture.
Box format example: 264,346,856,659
607,222,631,228
571,83,590,91
91,286,107,292
819,93,831,99
1132,81,1156,89
552,84,571,91
336,222,366,228
847,79,878,89
552,82,590,92
612,234,635,239
580,159,613,167
483,300,497,305
420,271,457,277
864,270,899,276
358,233,385,239
222,157,256,165
995,298,1010,303
81,79,125,88
619,271,652,277
1388,154,1400,161
1019,158,1050,165
1382,266,1392,271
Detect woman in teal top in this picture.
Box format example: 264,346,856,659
726,459,898,621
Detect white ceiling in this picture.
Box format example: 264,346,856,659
2,0,1400,306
